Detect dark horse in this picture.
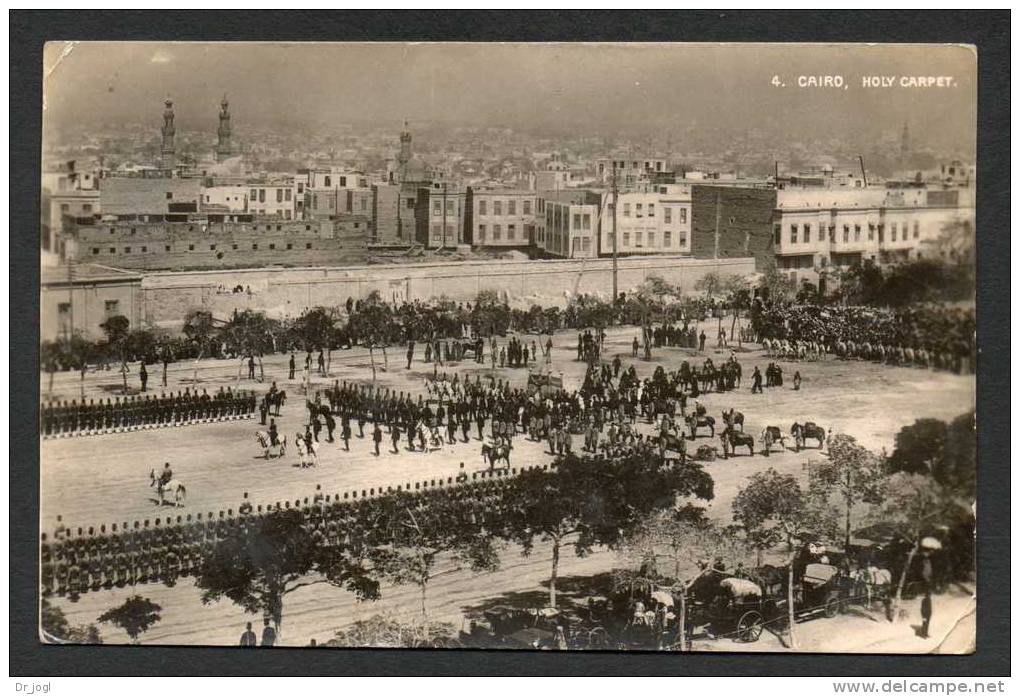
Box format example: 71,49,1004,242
722,409,745,431
687,413,715,439
482,442,512,470
724,427,755,456
266,389,287,416
791,422,826,451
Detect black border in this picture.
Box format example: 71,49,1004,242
10,10,1010,677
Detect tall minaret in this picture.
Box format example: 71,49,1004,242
396,119,412,181
160,98,176,170
216,95,233,162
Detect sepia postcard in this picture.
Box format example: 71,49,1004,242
38,41,976,654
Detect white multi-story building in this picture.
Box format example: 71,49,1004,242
772,186,975,284
595,156,671,187
540,194,600,259
598,185,693,256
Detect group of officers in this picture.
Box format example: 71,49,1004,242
40,388,257,437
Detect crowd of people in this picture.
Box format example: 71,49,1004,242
40,388,256,438
40,473,520,599
752,303,976,374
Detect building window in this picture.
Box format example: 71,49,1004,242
680,233,688,248
104,300,119,317
648,203,655,217
680,208,687,224
523,200,531,215
339,176,347,187
623,232,631,246
92,248,99,255
250,189,258,200
493,224,502,241
306,243,312,249
854,225,861,241
60,203,69,213
276,189,283,203
285,189,292,201
109,247,116,254
868,224,875,241
803,224,811,241
494,201,502,216
508,200,516,215
774,225,781,245
790,225,798,244
57,302,71,333
664,230,672,247
269,243,275,250
252,243,258,250
124,247,131,253
324,176,331,187
165,245,171,251
913,221,920,238
259,190,266,203
664,207,672,224
210,244,216,251
891,224,898,242
232,244,238,250
188,244,195,251
165,192,173,200
636,203,644,217
843,225,850,243
286,243,293,250
572,214,581,229
478,224,486,242
623,203,631,217
478,200,487,215
433,200,442,214
508,224,516,240
582,238,591,252
648,231,656,247
141,246,147,252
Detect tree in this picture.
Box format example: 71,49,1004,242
732,468,817,649
376,492,500,636
97,595,162,644
501,454,714,608
327,615,460,649
888,413,975,501
100,314,131,393
804,434,887,550
758,258,796,303
194,508,382,643
865,473,971,621
182,309,217,383
346,293,399,383
291,306,341,374
221,310,273,382
694,272,723,300
40,598,102,644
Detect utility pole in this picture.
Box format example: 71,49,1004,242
713,189,721,260
611,164,619,301
858,155,868,187
441,181,448,250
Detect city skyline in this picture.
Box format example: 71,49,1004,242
44,42,976,157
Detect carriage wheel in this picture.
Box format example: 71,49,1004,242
735,611,764,643
824,598,840,618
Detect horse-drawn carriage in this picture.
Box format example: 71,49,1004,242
459,606,568,650
685,569,767,644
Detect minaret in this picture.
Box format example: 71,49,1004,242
160,99,176,170
396,120,412,181
216,95,233,162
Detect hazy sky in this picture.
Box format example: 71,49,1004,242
43,42,976,153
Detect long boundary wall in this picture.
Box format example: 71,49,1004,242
140,255,755,330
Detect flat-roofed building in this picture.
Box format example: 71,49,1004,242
465,187,544,249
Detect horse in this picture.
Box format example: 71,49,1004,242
294,434,317,468
481,441,512,470
255,431,287,459
687,413,715,439
149,470,187,507
791,422,826,451
759,426,789,456
658,431,688,461
724,427,755,456
721,409,744,431
265,390,287,416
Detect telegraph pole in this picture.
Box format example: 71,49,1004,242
441,181,448,250
713,189,721,260
611,165,619,301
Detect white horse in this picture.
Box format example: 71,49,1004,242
256,431,287,459
149,470,187,507
295,434,317,468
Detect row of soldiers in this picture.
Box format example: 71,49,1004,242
40,388,257,436
41,475,518,598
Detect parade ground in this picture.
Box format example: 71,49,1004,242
41,320,976,650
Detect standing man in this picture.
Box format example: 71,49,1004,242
751,366,763,394
406,341,415,370
288,352,296,380
248,355,256,380
317,350,325,376
632,336,639,358
372,422,383,456
698,330,707,352
545,337,553,365
260,618,277,647
391,423,402,454
240,622,257,647
324,411,336,443
341,417,352,452
139,361,148,392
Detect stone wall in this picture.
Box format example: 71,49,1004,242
139,255,755,332
690,185,777,270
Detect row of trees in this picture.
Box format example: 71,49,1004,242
186,453,714,644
